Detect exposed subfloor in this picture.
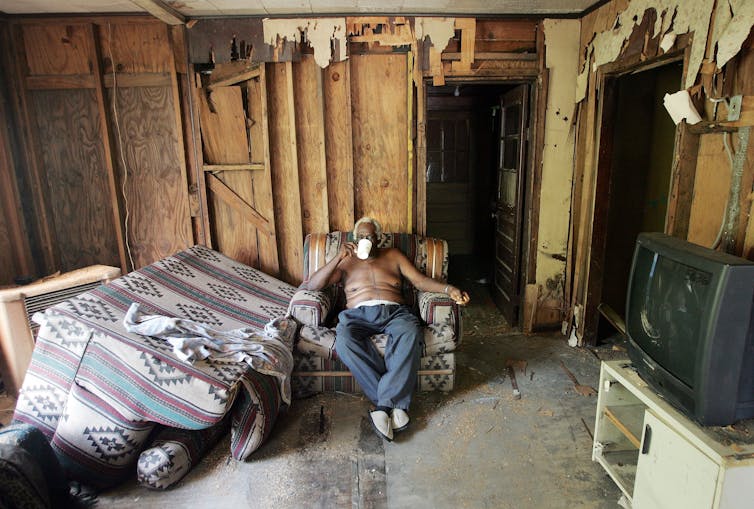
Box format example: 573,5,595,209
97,275,627,508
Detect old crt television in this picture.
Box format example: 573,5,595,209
626,232,754,426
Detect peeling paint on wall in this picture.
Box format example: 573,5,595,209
537,19,580,302
715,0,754,67
414,17,455,52
262,18,347,68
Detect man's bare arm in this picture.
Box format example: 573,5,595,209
305,242,354,290
394,250,470,304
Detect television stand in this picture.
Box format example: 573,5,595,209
593,360,754,508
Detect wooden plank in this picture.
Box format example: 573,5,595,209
406,51,414,233
97,21,173,74
207,63,262,90
687,134,731,247
102,72,172,88
30,88,120,271
665,122,700,239
198,87,250,164
206,174,271,232
203,163,264,172
247,66,280,276
604,406,643,448
197,86,260,268
90,23,128,273
267,62,304,284
451,18,476,73
130,0,185,25
442,52,538,61
188,69,213,248
323,60,355,232
21,23,93,76
416,76,427,235
12,24,57,273
351,54,408,232
107,86,193,268
25,74,96,89
292,55,329,236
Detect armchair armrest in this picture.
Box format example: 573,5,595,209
287,289,333,327
417,291,462,348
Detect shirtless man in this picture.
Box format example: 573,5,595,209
306,217,470,441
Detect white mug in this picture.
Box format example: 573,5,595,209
356,238,373,259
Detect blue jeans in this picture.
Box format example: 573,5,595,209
335,305,422,410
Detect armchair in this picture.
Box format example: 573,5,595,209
288,231,462,397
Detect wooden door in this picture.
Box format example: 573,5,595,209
493,85,528,324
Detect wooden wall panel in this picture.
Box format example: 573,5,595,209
197,86,258,268
267,62,303,284
97,21,172,74
108,86,192,268
21,24,93,76
292,55,329,236
29,89,120,271
247,69,280,276
323,59,355,231
351,53,408,232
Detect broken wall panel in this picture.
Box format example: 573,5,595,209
266,62,304,284
187,18,293,64
292,55,329,237
351,53,409,232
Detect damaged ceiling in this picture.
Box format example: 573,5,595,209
0,0,604,16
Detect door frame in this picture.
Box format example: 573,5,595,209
581,49,692,345
417,76,544,325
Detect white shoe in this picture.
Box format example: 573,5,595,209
391,409,410,432
369,410,393,441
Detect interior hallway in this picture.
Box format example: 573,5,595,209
98,269,625,508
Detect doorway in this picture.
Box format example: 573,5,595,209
589,60,683,343
424,82,532,326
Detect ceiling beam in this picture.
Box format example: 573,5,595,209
130,0,185,25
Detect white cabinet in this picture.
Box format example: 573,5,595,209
593,361,754,509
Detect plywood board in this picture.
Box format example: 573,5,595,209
323,59,355,232
21,23,93,76
247,68,280,276
97,21,173,74
351,54,408,232
107,86,192,268
687,134,730,248
267,62,303,285
30,89,120,271
197,86,261,268
292,55,329,236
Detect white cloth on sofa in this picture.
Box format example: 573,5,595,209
124,302,294,405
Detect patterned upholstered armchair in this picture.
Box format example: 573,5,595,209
287,231,462,397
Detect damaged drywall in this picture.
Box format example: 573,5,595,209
715,0,754,68
414,17,455,52
262,18,347,68
577,0,754,93
537,19,581,302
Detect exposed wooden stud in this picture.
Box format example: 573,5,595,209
206,173,271,232
323,59,355,231
406,50,414,234
292,55,329,237
102,72,172,88
247,65,280,276
207,65,262,90
129,0,185,25
90,23,128,273
203,163,265,172
429,46,445,86
442,52,537,61
451,18,476,73
189,70,213,249
25,74,96,89
416,76,427,236
267,61,304,284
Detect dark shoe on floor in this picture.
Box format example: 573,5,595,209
369,410,393,441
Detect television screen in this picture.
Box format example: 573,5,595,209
626,232,754,426
627,248,712,388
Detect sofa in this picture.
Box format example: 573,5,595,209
287,231,462,397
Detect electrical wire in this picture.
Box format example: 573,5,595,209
108,22,135,270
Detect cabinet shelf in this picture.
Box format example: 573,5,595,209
603,404,644,448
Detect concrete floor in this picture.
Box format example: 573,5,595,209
98,275,626,508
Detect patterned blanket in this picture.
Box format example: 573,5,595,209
13,245,297,488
